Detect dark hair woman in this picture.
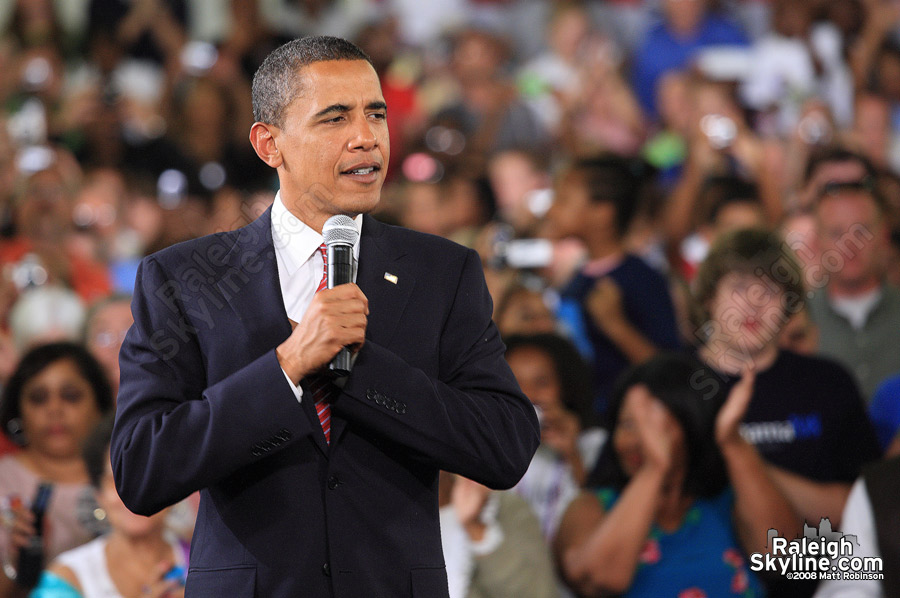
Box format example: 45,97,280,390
554,353,799,598
0,343,112,597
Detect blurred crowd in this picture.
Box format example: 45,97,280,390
2,0,900,597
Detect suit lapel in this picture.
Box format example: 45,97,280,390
217,211,414,453
218,206,330,458
217,206,290,356
330,215,415,446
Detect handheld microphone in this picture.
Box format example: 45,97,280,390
322,215,359,377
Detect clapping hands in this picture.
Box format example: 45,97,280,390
715,368,755,448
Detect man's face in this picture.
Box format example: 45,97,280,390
816,191,887,291
271,60,389,230
18,169,72,241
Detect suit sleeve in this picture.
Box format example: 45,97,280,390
110,256,313,516
335,249,540,489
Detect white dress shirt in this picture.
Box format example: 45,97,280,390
270,191,362,402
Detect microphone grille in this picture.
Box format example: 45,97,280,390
322,215,359,246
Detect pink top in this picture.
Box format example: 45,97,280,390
0,455,99,567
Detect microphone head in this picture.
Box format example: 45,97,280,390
323,215,359,247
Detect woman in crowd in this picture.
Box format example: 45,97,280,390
0,342,113,597
505,333,603,486
504,333,601,543
31,414,187,598
555,353,798,597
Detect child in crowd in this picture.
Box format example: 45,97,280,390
544,155,680,417
692,228,881,597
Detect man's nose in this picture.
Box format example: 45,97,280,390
347,117,378,151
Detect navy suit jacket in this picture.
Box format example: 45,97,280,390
111,208,540,598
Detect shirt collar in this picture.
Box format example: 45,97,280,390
270,190,363,276
582,252,624,278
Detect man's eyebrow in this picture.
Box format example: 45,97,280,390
313,104,350,119
312,101,387,120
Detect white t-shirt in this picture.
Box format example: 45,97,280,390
56,533,187,598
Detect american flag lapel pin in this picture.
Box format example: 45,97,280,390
383,272,398,284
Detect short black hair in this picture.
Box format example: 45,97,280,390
0,342,114,445
586,353,729,498
504,332,597,428
813,176,888,215
565,155,657,237
252,35,373,127
83,413,115,488
803,146,877,185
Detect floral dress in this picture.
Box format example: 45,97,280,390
596,487,764,598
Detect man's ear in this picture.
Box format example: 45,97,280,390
249,122,282,168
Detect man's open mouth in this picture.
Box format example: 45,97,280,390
342,165,380,175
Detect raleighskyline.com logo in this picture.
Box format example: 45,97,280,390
749,519,883,581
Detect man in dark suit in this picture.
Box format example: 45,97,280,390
110,36,540,598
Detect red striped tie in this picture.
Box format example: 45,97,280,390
310,243,334,443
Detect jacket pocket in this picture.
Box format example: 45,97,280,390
410,567,449,598
185,566,256,597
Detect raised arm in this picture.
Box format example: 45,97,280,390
555,388,672,596
765,468,852,528
716,369,801,553
586,278,659,365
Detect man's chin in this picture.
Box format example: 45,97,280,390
341,194,380,216
835,273,877,291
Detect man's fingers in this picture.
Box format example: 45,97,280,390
279,283,370,379
309,298,369,320
321,312,367,331
316,284,369,313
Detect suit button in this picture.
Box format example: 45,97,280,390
366,389,377,401
327,475,340,490
322,563,331,576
